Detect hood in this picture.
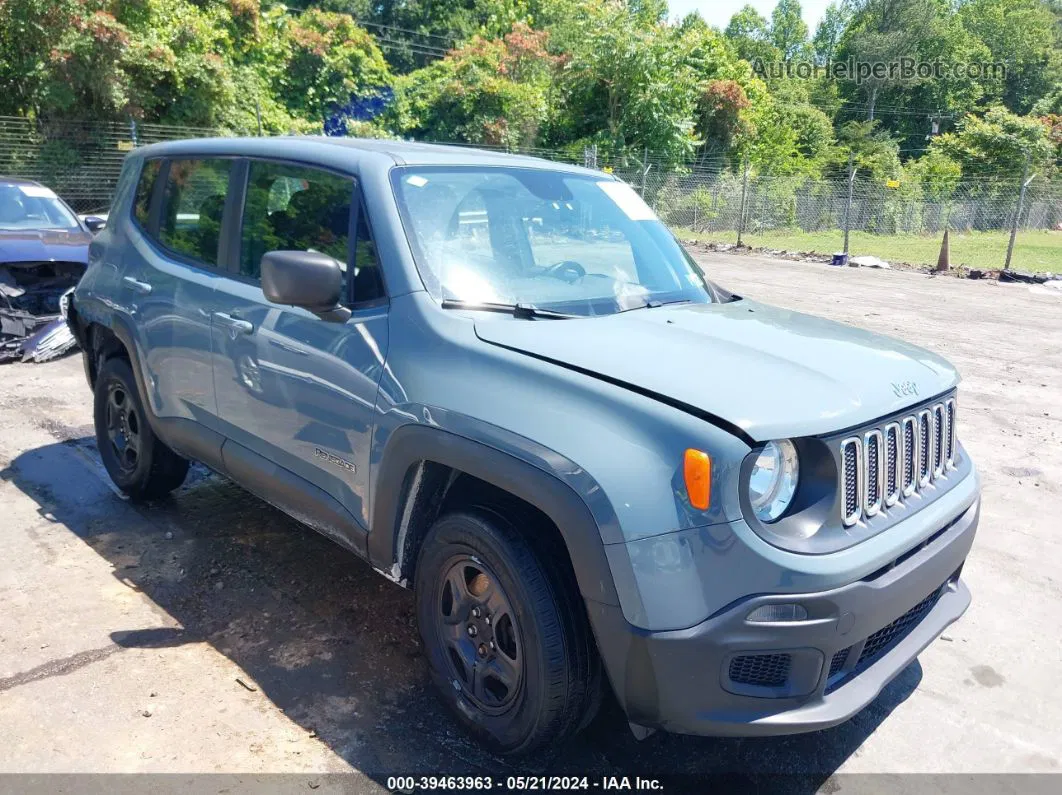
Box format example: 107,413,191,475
0,228,91,266
473,300,958,442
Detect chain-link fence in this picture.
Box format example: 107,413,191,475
2,115,1060,242
0,116,227,213
636,170,1062,239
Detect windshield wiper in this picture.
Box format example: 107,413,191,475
616,298,694,314
440,299,575,320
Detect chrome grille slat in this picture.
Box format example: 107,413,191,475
917,409,932,488
839,398,957,524
863,430,883,517
840,437,862,527
945,398,956,468
884,423,900,506
932,405,946,478
902,417,917,496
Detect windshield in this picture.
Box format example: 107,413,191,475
0,183,80,231
391,166,713,317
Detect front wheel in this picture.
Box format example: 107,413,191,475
414,509,597,755
93,357,189,501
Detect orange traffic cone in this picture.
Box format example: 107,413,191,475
935,229,951,272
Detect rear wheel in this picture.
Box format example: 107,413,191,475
94,357,189,500
414,508,597,755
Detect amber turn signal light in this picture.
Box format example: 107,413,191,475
684,449,712,510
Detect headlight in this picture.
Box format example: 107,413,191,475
748,439,799,523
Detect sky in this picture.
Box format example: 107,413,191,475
668,0,832,32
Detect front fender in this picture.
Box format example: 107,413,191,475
367,417,625,608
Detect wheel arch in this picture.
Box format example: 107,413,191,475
368,424,621,608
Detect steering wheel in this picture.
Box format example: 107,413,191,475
542,260,586,284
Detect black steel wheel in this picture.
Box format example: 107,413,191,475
93,357,189,501
415,508,598,755
103,381,142,474
435,555,523,714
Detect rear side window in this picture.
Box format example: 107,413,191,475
132,159,162,228
239,161,352,282
158,159,232,266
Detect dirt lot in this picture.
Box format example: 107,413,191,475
1,252,1060,791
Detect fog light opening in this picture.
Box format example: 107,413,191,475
746,603,809,623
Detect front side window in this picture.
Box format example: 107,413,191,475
239,161,353,283
158,159,232,266
0,182,79,231
351,205,386,306
391,167,713,316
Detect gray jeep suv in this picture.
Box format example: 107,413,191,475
69,138,980,754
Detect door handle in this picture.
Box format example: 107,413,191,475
269,339,308,355
122,276,152,295
213,312,254,335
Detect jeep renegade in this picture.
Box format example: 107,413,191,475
69,138,980,754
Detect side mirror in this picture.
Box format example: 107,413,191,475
261,250,350,322
83,216,106,233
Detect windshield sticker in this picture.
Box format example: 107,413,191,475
405,175,428,188
596,181,658,221
19,185,58,199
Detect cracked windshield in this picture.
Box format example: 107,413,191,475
392,167,714,316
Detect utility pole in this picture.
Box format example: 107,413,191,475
255,98,263,137
843,152,856,256
737,153,750,246
1004,152,1034,272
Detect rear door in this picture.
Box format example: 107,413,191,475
210,158,389,543
122,156,235,437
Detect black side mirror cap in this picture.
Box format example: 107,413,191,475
260,250,351,322
83,216,106,233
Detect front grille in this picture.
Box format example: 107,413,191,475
856,586,944,668
828,649,849,678
729,653,791,687
840,397,957,526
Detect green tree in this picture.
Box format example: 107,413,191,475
0,0,134,119
390,23,558,148
958,0,1062,114
551,0,720,165
276,8,392,122
837,0,938,120
725,5,782,67
770,0,810,62
812,2,850,65
932,106,1055,178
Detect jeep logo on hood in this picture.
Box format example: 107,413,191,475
892,380,919,398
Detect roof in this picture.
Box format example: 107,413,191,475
133,136,605,178
0,177,43,187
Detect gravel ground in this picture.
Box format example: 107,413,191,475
0,252,1060,792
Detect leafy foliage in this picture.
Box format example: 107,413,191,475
0,0,1060,192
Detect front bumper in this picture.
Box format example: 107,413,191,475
588,496,978,736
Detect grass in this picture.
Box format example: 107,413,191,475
672,228,1062,274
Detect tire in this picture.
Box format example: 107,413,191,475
93,356,189,501
414,508,597,755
